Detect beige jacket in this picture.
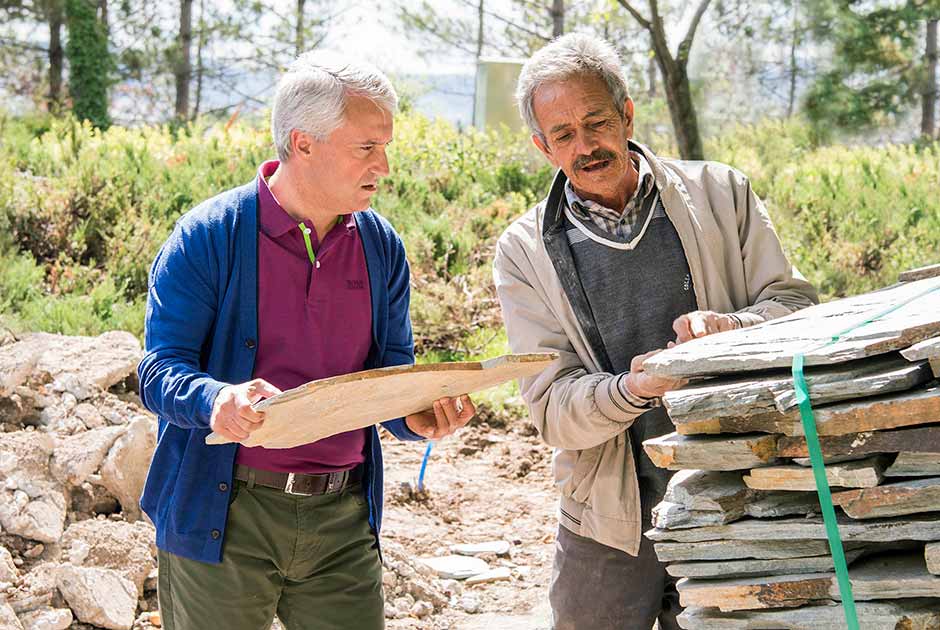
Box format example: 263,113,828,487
492,143,818,555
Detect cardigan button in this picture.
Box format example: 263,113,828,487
218,482,228,492
245,338,256,349
211,529,221,540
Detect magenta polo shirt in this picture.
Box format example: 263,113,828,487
235,160,372,474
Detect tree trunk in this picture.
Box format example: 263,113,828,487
295,0,306,56
65,0,110,128
476,0,484,58
48,0,64,110
649,25,705,160
923,18,938,139
647,51,657,97
787,3,799,117
551,0,564,37
616,0,708,160
97,0,107,34
661,61,704,160
193,0,205,119
175,0,193,120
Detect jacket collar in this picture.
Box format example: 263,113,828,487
542,140,663,238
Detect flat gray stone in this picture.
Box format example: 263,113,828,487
450,541,511,557
679,599,940,629
418,555,489,580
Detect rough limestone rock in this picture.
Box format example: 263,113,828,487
7,563,60,615
94,393,145,427
70,402,106,430
60,519,156,596
0,432,65,543
0,545,19,583
0,484,67,543
381,541,449,616
98,416,156,520
55,564,137,630
16,608,73,630
0,336,45,396
0,431,55,480
49,426,126,486
0,601,24,630
32,331,141,399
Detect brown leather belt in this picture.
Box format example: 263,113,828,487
233,464,364,497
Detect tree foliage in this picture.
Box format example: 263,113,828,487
804,0,940,135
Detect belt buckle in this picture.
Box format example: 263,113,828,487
284,473,313,497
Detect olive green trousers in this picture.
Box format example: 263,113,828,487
157,479,384,630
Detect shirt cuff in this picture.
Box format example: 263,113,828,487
594,374,649,422
618,373,660,408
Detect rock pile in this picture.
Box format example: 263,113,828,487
641,272,940,628
1,330,502,629
0,331,158,630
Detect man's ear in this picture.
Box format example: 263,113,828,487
291,129,315,159
622,97,635,140
532,133,555,165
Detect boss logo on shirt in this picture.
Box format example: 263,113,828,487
347,280,365,290
683,274,692,292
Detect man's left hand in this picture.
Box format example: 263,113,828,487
672,310,740,343
405,395,476,440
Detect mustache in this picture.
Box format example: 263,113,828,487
573,149,618,170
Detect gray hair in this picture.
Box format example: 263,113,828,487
516,33,630,140
271,51,398,162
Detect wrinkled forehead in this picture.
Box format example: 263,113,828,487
533,75,619,127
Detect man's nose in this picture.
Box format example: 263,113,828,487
572,130,599,158
373,147,390,177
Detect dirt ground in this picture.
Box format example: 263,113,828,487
380,412,557,630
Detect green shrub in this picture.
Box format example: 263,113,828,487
1,109,938,352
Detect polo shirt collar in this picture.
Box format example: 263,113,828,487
257,160,356,238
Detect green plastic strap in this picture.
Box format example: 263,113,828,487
298,222,316,266
792,353,859,628
791,279,940,629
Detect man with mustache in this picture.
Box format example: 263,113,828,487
138,53,475,630
493,34,817,629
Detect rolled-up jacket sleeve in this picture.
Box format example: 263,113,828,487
493,235,646,452
730,169,819,325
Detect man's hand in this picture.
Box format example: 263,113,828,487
672,310,740,344
210,378,281,443
624,349,687,400
405,395,476,440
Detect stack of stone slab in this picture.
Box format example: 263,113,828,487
640,269,940,629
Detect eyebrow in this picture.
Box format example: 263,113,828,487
549,110,606,134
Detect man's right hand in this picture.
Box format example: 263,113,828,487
623,349,686,400
209,379,281,443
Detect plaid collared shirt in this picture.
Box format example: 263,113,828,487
564,151,656,241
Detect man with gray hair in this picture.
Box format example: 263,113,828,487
138,52,475,630
493,34,817,629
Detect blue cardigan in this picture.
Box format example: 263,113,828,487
138,180,423,564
